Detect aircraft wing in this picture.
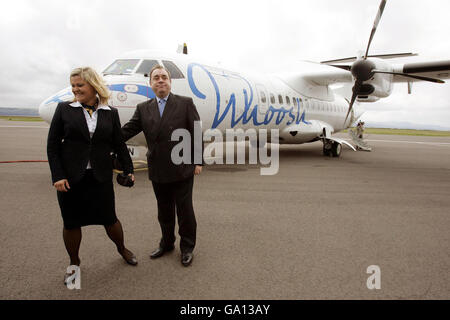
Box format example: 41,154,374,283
392,60,450,82
278,60,449,101
303,59,450,85
277,61,352,87
276,61,352,100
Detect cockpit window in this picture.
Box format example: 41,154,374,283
162,60,184,79
103,59,140,75
136,60,159,75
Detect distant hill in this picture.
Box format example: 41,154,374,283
0,107,40,117
1,107,448,131
362,120,450,132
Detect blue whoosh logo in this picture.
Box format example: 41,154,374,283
187,63,311,129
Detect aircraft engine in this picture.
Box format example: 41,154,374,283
356,58,393,102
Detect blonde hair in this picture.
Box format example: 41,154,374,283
70,67,111,105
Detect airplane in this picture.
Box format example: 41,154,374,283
39,0,450,159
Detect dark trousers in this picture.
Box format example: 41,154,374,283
151,176,196,253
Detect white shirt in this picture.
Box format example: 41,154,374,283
69,101,111,169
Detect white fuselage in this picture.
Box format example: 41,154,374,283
39,51,359,147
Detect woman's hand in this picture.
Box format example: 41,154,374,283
194,166,202,175
128,173,135,182
54,179,70,192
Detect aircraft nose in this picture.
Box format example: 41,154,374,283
39,100,54,123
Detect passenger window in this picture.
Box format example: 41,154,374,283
278,95,283,104
286,96,290,105
270,94,275,104
260,91,267,103
136,60,159,75
162,60,185,79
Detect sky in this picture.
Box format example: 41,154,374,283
1,0,449,129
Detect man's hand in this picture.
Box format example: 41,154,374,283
54,179,70,192
194,165,202,175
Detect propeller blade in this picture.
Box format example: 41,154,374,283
328,64,352,71
321,53,417,65
364,0,387,59
321,57,358,64
344,80,363,125
373,70,445,83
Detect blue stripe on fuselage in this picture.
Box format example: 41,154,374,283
108,84,155,98
44,84,154,105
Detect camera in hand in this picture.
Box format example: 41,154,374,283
116,173,134,187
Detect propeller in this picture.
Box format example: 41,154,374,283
343,0,444,125
344,0,386,124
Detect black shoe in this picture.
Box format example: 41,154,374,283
181,252,194,267
150,246,174,259
119,248,138,266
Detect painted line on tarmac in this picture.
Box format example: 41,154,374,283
0,125,49,128
365,139,450,146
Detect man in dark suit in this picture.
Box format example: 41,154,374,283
121,65,202,267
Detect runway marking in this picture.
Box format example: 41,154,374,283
0,125,49,129
365,139,450,146
1,125,448,147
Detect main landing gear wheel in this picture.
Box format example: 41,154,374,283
331,141,342,157
323,141,342,158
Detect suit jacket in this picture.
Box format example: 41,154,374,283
121,93,203,183
47,101,133,185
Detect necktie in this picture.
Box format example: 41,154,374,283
158,98,166,117
82,103,96,117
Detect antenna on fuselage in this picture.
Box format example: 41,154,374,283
177,43,188,55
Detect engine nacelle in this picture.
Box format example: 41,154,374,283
356,58,394,101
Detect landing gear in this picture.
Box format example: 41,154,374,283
323,140,341,157
331,141,342,157
323,142,332,157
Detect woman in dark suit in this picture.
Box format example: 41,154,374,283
47,67,137,283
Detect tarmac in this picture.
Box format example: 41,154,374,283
1,119,449,299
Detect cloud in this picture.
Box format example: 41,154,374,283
0,0,449,129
